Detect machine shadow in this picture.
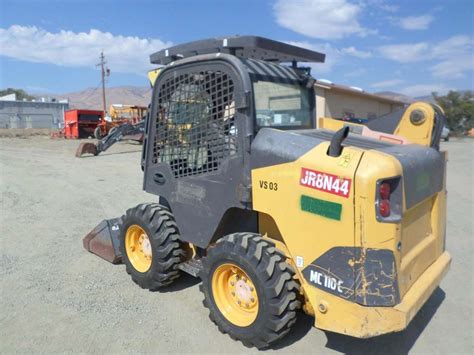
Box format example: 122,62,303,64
323,287,446,355
158,273,200,293
270,312,314,350
79,150,142,158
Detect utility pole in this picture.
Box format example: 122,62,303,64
97,52,110,117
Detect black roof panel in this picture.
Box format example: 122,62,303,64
150,36,326,65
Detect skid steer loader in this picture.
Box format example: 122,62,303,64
83,36,451,348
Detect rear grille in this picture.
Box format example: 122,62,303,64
153,71,237,178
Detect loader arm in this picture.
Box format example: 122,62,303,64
318,102,446,149
75,119,146,157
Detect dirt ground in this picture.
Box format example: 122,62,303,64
0,136,472,354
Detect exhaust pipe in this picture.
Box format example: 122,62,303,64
328,126,350,157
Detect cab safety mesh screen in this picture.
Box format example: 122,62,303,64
153,71,237,178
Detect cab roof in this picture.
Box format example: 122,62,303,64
150,36,326,66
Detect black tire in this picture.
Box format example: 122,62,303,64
94,126,103,140
120,203,186,290
199,233,301,349
108,126,118,136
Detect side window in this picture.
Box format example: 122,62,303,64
153,70,237,178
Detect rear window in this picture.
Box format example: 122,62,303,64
253,80,312,129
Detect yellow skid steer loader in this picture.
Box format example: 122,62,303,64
83,36,450,348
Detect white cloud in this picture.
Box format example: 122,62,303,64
430,56,474,79
361,0,398,13
371,79,404,89
400,84,451,97
398,15,434,30
379,35,474,79
274,0,375,39
0,25,171,75
286,41,371,76
286,41,342,74
379,42,429,62
345,68,367,78
341,46,372,58
431,35,472,58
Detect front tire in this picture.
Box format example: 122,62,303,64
120,203,186,290
199,233,301,349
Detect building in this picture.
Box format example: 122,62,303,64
0,94,69,130
314,79,405,122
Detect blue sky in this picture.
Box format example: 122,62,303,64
0,0,473,96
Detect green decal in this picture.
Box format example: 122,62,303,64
300,195,342,221
416,173,430,192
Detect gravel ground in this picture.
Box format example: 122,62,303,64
0,136,472,354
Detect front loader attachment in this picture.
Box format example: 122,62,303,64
76,120,145,157
83,218,122,264
75,142,99,157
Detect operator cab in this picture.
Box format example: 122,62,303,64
143,37,325,246
149,36,323,136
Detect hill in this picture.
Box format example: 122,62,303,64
56,86,152,110
375,91,415,104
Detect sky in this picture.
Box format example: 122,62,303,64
0,0,473,97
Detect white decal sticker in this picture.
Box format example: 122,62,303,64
309,269,344,294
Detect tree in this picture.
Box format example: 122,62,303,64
0,88,36,101
433,90,474,134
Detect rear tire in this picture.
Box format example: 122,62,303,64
94,126,103,140
120,203,186,290
199,233,301,349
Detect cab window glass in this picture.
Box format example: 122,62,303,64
253,80,311,129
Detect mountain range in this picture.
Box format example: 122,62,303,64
55,86,152,110
44,86,438,109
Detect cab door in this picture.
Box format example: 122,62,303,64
143,61,249,248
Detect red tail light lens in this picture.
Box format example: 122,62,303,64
380,182,391,200
376,177,401,223
379,199,391,217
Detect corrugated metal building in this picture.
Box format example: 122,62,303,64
0,97,69,129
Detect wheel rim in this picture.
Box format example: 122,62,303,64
211,263,259,327
125,224,152,273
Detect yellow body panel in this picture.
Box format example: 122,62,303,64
147,68,161,87
318,116,362,131
252,142,363,283
251,137,449,337
313,251,450,337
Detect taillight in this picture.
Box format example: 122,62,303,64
379,199,391,217
380,182,391,200
376,177,401,222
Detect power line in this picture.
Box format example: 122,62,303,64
81,81,102,103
